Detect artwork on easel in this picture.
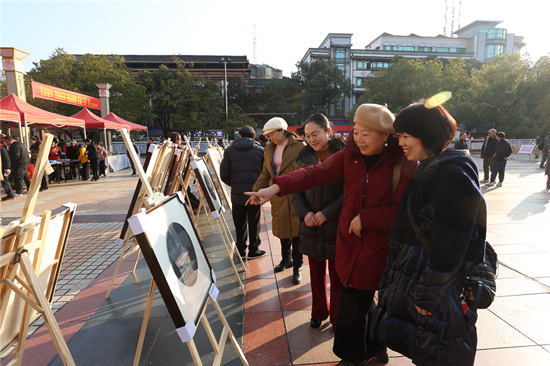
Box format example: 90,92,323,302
191,157,224,215
0,203,76,360
128,193,214,337
206,147,232,211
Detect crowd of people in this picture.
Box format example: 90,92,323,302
0,133,116,201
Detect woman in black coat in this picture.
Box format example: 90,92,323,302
291,114,345,329
372,99,485,366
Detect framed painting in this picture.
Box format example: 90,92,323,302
206,147,232,211
190,157,224,214
127,193,215,342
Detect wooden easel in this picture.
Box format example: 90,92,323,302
204,147,232,211
133,280,248,366
105,130,170,298
190,157,246,295
1,133,76,365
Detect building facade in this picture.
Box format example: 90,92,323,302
301,21,525,120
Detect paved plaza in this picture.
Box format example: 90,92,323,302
1,155,549,365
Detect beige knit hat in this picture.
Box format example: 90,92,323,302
353,104,395,134
263,117,288,135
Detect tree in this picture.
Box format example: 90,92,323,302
292,60,352,117
25,48,153,125
258,78,303,126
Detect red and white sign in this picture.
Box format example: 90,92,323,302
31,80,101,110
518,145,535,154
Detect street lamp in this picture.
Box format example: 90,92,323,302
220,57,232,121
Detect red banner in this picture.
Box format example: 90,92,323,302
31,81,101,110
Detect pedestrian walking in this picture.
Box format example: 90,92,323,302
290,114,345,329
78,144,90,180
29,136,49,191
220,126,266,260
372,99,485,366
4,135,31,195
128,139,140,175
85,139,99,181
246,104,416,365
540,132,550,168
545,153,550,190
66,140,80,179
479,128,497,182
485,132,512,187
252,117,306,284
1,143,16,200
95,142,108,177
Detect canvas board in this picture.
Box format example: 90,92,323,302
191,158,224,214
206,147,232,211
127,193,215,342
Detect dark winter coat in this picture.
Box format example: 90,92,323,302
291,144,344,260
86,143,98,160
453,139,468,150
220,137,264,206
494,138,512,161
274,134,416,290
66,145,80,160
253,135,306,239
8,140,29,168
480,136,497,158
373,151,485,366
1,145,11,171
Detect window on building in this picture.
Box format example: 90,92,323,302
371,62,390,69
337,63,345,72
335,94,345,117
357,61,369,69
400,46,415,51
486,44,504,59
418,47,432,52
451,48,467,53
383,45,398,51
336,48,346,59
356,78,368,87
481,28,507,40
435,47,449,52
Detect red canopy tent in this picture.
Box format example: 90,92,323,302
0,108,21,123
104,112,148,131
71,108,130,130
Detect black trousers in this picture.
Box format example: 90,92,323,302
13,165,31,194
280,237,303,269
2,173,15,197
90,158,99,180
128,155,136,174
232,204,262,255
99,160,106,176
81,162,90,180
333,287,385,364
490,159,507,183
482,157,494,181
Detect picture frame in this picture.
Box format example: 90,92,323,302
206,147,232,211
127,193,215,342
190,157,224,214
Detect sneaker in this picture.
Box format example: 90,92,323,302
484,182,495,187
496,182,502,187
247,249,266,259
480,179,489,183
13,193,22,197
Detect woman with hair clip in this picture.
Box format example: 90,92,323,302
372,94,485,365
291,113,345,329
246,105,416,366
252,117,306,285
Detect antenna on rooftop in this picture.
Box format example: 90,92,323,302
444,0,461,37
253,25,257,64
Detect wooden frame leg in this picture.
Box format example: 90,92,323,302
133,280,156,366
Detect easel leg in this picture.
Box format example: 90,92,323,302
214,218,245,295
209,295,248,366
186,339,204,366
219,214,246,270
133,280,156,366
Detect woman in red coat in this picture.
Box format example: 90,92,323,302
246,104,417,366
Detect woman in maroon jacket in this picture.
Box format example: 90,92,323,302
246,104,417,366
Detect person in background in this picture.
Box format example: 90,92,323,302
545,151,550,190
66,140,80,179
295,127,305,139
58,138,67,159
4,135,31,196
96,141,108,177
1,142,16,200
485,132,512,187
252,117,306,284
220,126,266,260
146,137,154,152
479,128,497,183
257,134,268,147
29,136,49,191
85,139,99,181
49,138,61,161
78,144,90,180
246,105,416,365
128,139,140,175
373,99,484,366
535,135,543,159
454,132,469,150
291,113,345,330
218,138,226,150
540,131,550,169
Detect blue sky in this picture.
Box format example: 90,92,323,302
1,0,549,77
